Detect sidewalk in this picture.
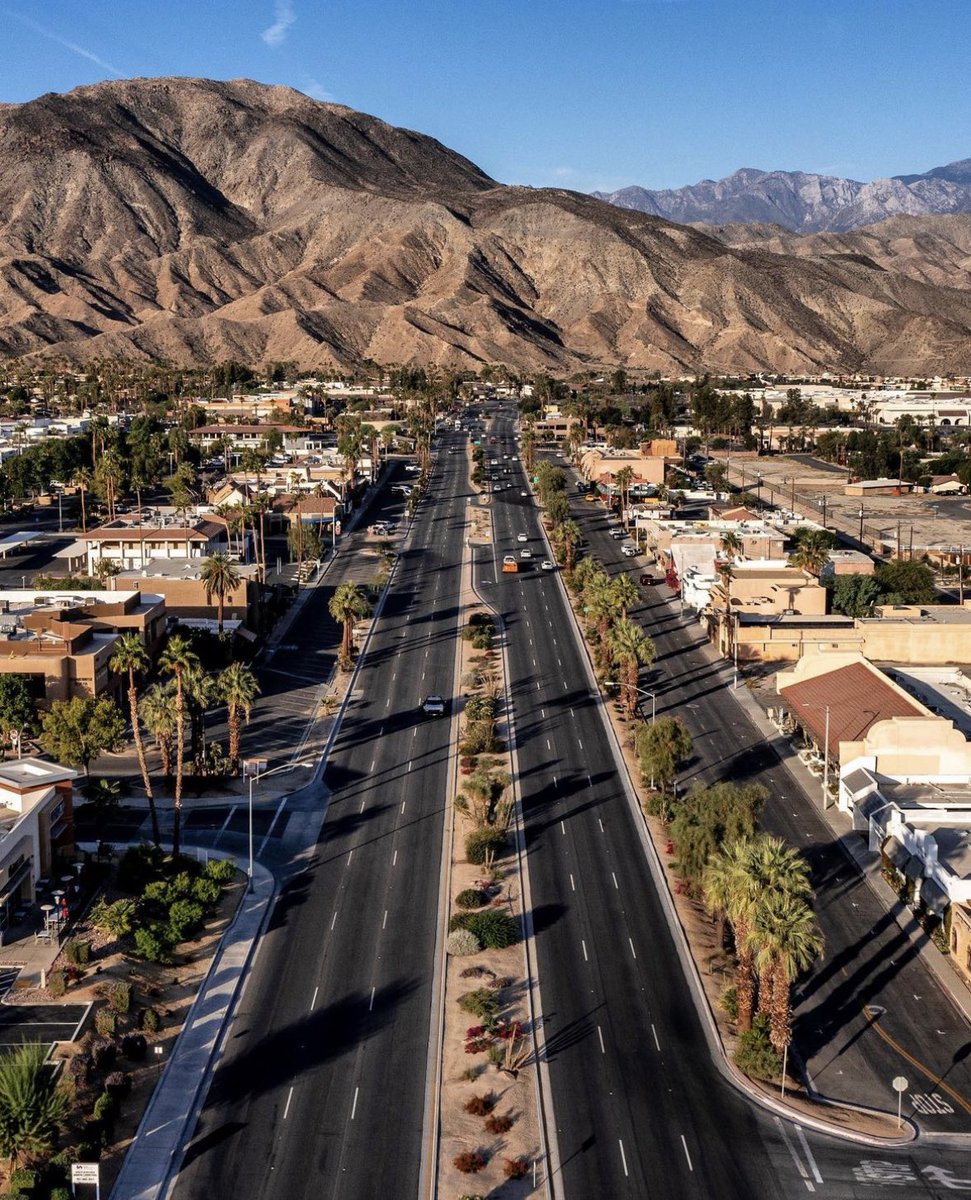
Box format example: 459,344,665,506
110,854,276,1200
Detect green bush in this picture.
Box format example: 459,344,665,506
733,1015,782,1082
133,924,173,963
205,856,236,882
447,929,481,956
142,880,171,906
50,1190,71,1200
141,1007,161,1033
47,970,67,999
64,939,91,966
720,984,738,1021
465,829,506,865
192,876,222,908
455,888,488,910
9,1168,37,1192
458,989,500,1020
109,982,132,1015
463,910,519,950
90,897,137,937
167,898,204,942
95,1009,116,1038
115,844,166,893
93,1091,116,1124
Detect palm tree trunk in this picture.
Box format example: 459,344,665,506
228,704,241,764
159,734,172,778
173,678,185,857
769,963,791,1054
734,918,755,1033
342,618,353,664
128,675,160,847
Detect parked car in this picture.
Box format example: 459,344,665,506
639,573,657,586
621,544,638,557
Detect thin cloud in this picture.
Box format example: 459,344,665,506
5,10,125,76
302,75,334,102
262,0,296,47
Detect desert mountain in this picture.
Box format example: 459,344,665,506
4,78,971,374
593,161,971,234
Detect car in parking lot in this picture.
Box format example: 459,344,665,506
421,694,446,716
621,544,638,557
517,533,528,543
639,573,657,586
609,527,625,539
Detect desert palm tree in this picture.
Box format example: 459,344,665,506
328,582,372,670
556,518,583,572
748,891,823,1054
584,571,620,645
615,465,634,527
219,661,261,766
720,531,743,560
159,634,200,857
111,632,159,846
72,465,93,533
200,551,241,633
139,682,176,778
788,529,832,577
610,572,640,619
607,618,656,718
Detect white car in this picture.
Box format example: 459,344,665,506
621,544,638,558
520,548,533,559
520,490,528,498
541,559,555,571
421,694,446,716
517,533,528,543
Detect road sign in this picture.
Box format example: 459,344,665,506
892,1076,909,1092
72,1162,100,1184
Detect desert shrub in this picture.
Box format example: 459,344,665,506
93,1091,116,1125
47,970,67,999
486,1112,514,1134
133,923,173,963
95,1009,116,1038
453,1150,486,1174
205,856,236,882
9,1168,37,1192
733,1014,782,1082
463,910,519,950
121,1033,147,1061
64,939,91,966
463,1094,495,1116
462,1065,483,1082
465,828,506,865
486,1044,504,1064
50,1190,71,1200
458,989,500,1020
192,876,222,908
504,1156,530,1180
455,888,488,910
167,898,204,942
91,1040,116,1071
142,880,171,906
109,982,132,1015
141,1007,161,1033
457,1194,485,1200
447,929,481,957
720,984,738,1021
104,1071,132,1099
489,975,513,991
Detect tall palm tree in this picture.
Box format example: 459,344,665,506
219,661,261,767
615,465,634,528
111,632,160,846
720,531,743,559
200,552,241,633
158,634,200,857
328,582,372,670
139,682,175,778
788,530,832,577
555,519,583,572
748,892,823,1054
607,618,656,718
610,572,640,620
72,466,93,533
584,571,620,645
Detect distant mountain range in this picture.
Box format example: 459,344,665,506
4,78,971,374
593,160,971,232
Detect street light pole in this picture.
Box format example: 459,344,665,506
822,703,831,809
858,504,865,546
604,680,656,724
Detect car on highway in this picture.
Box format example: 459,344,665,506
585,493,599,502
421,694,446,716
541,559,555,571
520,490,528,498
517,533,528,542
520,548,533,559
621,544,638,557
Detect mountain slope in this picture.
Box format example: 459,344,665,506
4,78,971,374
593,160,971,233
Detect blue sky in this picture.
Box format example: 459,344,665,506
2,0,969,192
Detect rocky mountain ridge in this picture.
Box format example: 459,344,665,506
3,77,971,374
593,160,971,233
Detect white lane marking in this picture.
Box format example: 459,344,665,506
413,727,418,737
612,872,619,890
360,799,366,813
382,910,388,929
597,1025,605,1054
311,986,319,1009
541,708,546,718
558,658,562,667
569,874,576,891
773,1117,815,1192
215,807,235,841
401,800,406,813
681,1135,693,1172
552,637,557,645
386,698,391,708
795,1126,823,1184
392,849,398,866
651,1023,661,1052
552,775,557,786
578,738,583,750
407,761,413,772
346,851,353,867
330,911,337,931
619,1140,629,1178
283,1086,294,1119
369,986,376,1011
533,658,537,667
628,937,637,960
560,820,566,836
598,818,604,832
581,939,589,962
547,739,552,750
392,672,397,681
351,1087,359,1120
370,758,376,771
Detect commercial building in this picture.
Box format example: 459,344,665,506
77,517,233,574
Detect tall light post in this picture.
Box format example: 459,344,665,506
604,680,656,724
244,759,314,891
858,504,865,546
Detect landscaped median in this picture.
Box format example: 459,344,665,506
435,471,543,1196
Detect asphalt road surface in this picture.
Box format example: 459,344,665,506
172,435,469,1200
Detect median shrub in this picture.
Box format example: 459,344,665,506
453,1150,487,1174
504,1156,530,1180
455,888,488,910
450,909,519,949
463,1094,495,1116
447,929,481,957
458,989,500,1020
465,828,506,865
486,1112,514,1134
733,1014,782,1082
64,939,91,966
